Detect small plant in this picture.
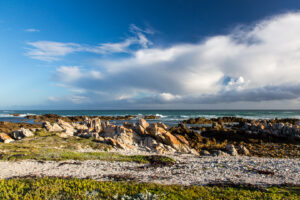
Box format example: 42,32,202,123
0,177,299,199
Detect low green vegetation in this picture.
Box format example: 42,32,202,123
0,177,299,200
0,131,175,164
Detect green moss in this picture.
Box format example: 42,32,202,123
0,177,298,199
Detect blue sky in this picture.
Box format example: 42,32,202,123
1,0,300,109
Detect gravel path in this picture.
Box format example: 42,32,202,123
1,155,300,186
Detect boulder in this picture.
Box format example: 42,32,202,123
43,121,63,132
226,144,239,156
156,122,168,130
11,128,34,140
19,128,34,137
174,134,189,145
146,123,190,153
57,119,76,133
85,118,102,133
114,126,141,145
10,131,23,140
102,125,141,148
238,145,250,156
200,150,211,156
73,123,88,131
62,129,75,137
138,118,149,129
136,125,146,135
0,133,14,143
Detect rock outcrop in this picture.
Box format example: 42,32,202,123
0,133,14,143
11,128,34,140
40,117,200,155
242,121,300,138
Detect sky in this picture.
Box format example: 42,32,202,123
1,0,300,109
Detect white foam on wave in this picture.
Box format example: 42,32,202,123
0,113,36,118
155,114,167,118
180,115,189,118
0,114,13,118
200,115,219,119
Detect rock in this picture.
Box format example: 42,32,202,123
138,119,149,129
200,150,211,156
212,122,222,129
102,125,141,149
11,128,34,139
153,143,170,154
10,131,23,140
93,136,105,142
73,123,88,131
78,132,93,139
102,124,117,137
43,121,63,132
212,150,230,157
86,118,102,133
62,129,75,137
190,148,200,156
136,125,146,135
0,133,14,143
29,128,39,132
104,137,117,146
258,124,265,130
116,142,135,150
146,123,190,153
57,132,70,138
238,145,250,156
123,122,132,129
143,136,158,148
226,144,239,156
157,122,168,130
174,134,189,145
19,128,34,137
115,126,141,145
57,119,76,133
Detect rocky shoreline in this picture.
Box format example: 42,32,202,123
0,114,300,186
1,115,300,157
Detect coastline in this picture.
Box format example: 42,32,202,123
0,113,299,198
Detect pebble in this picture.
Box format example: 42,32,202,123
0,155,299,186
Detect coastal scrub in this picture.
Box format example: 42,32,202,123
0,177,298,199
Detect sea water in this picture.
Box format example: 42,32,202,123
1,110,300,125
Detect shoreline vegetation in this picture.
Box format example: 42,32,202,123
1,177,299,199
0,114,299,199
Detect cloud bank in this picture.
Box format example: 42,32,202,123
27,13,300,107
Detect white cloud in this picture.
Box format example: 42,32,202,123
55,66,102,83
25,41,81,61
25,24,152,61
25,28,40,32
56,66,82,82
52,12,300,106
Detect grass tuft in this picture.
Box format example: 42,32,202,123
0,177,299,199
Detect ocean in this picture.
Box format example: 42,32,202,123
1,110,300,126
